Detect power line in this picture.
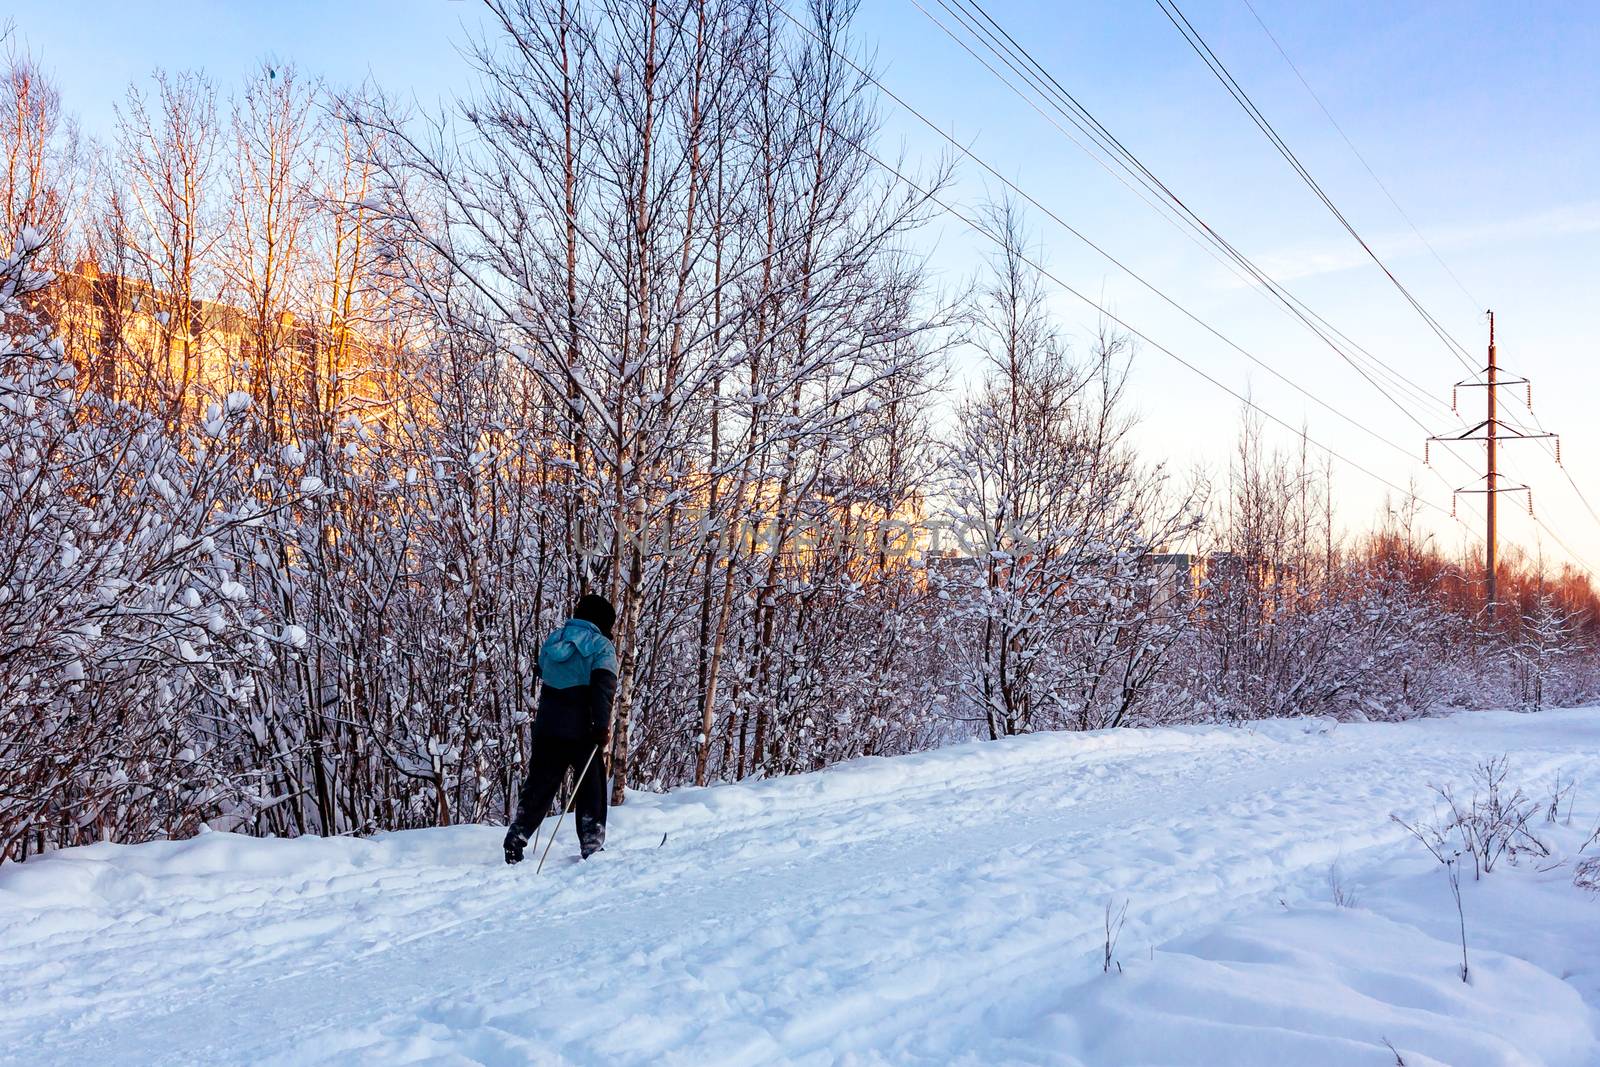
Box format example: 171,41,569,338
921,0,1595,573
1493,430,1600,581
1237,0,1482,313
1502,457,1600,581
902,0,1496,533
766,1,1423,466
1503,396,1600,547
1164,2,1600,575
1152,0,1480,375
1230,0,1599,582
1489,381,1600,572
919,0,1462,431
1226,0,1600,557
754,13,1455,523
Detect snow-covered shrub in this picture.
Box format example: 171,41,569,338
1171,426,1469,724
939,206,1200,738
1512,589,1589,712
1391,757,1549,882
0,230,287,859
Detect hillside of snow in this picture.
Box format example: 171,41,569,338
4,709,1600,1066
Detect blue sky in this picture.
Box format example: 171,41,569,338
9,0,1599,571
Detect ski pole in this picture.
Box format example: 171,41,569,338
535,744,600,874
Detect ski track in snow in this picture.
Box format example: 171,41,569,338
4,709,1600,1065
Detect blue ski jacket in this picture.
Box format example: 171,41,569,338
534,618,619,741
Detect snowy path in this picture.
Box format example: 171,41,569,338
4,710,1600,1065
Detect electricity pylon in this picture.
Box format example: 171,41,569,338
1425,312,1560,620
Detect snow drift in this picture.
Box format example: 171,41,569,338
4,709,1600,1065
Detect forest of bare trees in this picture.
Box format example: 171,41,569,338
2,2,1596,862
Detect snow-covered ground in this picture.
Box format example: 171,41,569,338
4,709,1600,1066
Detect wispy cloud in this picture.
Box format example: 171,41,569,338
1220,200,1600,288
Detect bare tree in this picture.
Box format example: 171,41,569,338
224,61,315,436
943,201,1195,737
0,49,82,253
112,68,222,417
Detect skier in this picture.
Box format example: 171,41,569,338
503,593,618,865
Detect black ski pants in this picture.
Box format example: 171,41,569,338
512,735,608,855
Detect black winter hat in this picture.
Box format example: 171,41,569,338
573,593,617,639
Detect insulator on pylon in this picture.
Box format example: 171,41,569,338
1525,382,1533,409
1556,437,1562,465
1528,493,1535,517
1424,441,1431,466
1451,386,1458,413
1450,494,1457,519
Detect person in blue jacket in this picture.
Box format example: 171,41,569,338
503,594,619,864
